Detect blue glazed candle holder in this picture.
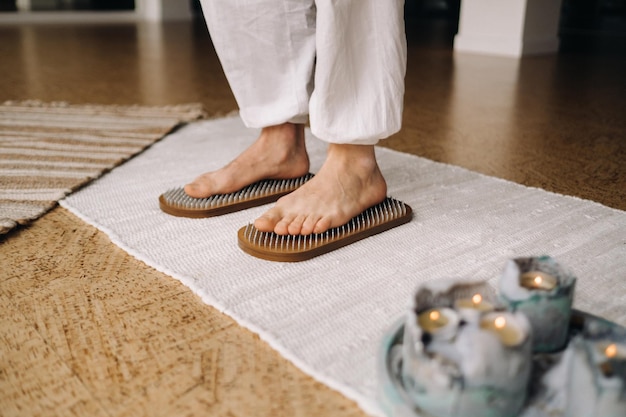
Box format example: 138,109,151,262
401,279,532,417
498,256,576,353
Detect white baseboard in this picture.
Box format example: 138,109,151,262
0,11,140,24
454,34,560,57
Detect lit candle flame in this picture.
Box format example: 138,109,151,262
520,271,557,291
480,313,524,347
606,343,618,358
418,308,458,340
472,293,482,305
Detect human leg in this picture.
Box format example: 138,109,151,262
198,0,316,128
187,0,316,198
254,0,407,234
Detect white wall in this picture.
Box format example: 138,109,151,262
454,0,563,57
135,0,193,21
6,0,194,22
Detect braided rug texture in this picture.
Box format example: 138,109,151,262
61,115,626,417
0,101,205,235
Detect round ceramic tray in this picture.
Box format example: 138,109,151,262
377,309,624,417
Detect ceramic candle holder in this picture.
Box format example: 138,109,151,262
499,256,576,353
539,320,626,417
401,279,532,417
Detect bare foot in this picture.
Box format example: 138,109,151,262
254,143,387,235
184,123,310,198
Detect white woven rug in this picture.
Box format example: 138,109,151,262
60,115,626,417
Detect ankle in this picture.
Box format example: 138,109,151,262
250,123,309,176
260,123,304,145
327,144,378,172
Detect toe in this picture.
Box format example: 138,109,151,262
274,213,297,235
184,182,203,198
312,217,332,234
300,214,322,235
254,210,281,232
184,174,215,198
287,214,307,235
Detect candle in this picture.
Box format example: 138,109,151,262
537,334,626,417
401,306,462,416
402,280,533,417
598,342,626,359
520,271,557,291
417,307,459,341
499,256,576,352
454,293,496,323
596,342,626,378
405,310,531,417
454,293,495,312
480,312,526,347
588,338,626,417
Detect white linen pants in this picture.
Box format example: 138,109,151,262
199,0,407,145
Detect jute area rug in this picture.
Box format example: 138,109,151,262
60,115,626,417
0,101,205,235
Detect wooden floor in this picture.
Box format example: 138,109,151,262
1,16,625,417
